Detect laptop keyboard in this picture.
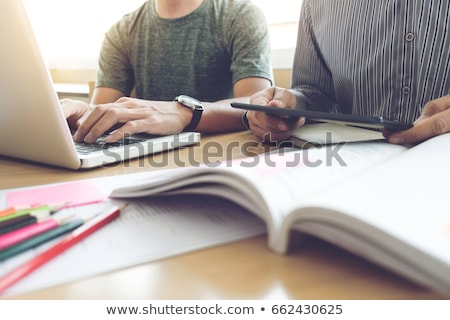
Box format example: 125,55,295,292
74,136,147,155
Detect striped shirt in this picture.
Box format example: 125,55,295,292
292,0,450,123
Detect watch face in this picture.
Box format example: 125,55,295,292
179,95,200,106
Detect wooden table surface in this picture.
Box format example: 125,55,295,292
0,131,445,299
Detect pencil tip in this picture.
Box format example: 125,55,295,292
49,202,69,211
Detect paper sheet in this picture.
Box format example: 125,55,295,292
0,194,266,297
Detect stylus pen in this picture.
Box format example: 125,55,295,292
0,215,73,251
0,211,50,236
0,203,127,295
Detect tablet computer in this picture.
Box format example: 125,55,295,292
231,102,413,131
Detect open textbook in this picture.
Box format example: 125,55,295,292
111,134,450,297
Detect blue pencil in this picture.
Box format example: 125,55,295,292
0,219,83,262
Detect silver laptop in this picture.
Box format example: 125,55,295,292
0,0,200,169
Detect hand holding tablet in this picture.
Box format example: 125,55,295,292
231,102,412,131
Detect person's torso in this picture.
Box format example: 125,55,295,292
307,0,450,122
127,0,239,101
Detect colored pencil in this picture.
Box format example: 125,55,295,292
0,204,127,294
0,205,38,218
0,211,50,236
0,215,72,251
0,219,84,262
0,203,65,222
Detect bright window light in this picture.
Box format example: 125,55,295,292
23,0,302,69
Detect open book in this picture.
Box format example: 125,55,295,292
111,133,450,297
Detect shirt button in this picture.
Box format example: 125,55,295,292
405,33,415,42
402,86,411,95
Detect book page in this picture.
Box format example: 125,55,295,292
230,141,408,233
290,122,384,146
110,141,408,251
296,133,450,263
280,133,450,295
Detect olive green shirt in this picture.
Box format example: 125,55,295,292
96,0,273,102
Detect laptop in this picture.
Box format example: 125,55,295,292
0,0,200,169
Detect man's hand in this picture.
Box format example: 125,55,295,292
71,97,192,143
247,87,305,142
387,94,450,144
60,99,92,131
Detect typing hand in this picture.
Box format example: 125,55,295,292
72,97,192,143
60,99,92,132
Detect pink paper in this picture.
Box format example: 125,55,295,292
7,180,107,208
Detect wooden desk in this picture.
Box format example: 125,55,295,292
0,131,445,299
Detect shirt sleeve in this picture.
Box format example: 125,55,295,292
292,0,338,112
96,18,135,96
225,3,273,86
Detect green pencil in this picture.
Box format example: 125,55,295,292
0,203,66,223
0,219,83,262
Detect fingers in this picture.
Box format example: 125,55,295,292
73,104,142,143
388,95,450,144
247,87,302,142
419,95,450,118
247,111,305,142
60,99,91,130
269,87,298,109
388,111,450,144
72,99,187,143
250,87,277,106
103,119,143,143
249,87,297,109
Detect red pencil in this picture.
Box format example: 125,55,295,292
0,203,127,295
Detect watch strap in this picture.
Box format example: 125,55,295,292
241,111,250,130
174,95,204,132
184,106,203,131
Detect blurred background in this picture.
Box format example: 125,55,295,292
23,0,303,100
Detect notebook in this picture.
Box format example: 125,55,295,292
0,0,200,169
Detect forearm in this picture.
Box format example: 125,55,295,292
196,96,249,133
195,77,271,133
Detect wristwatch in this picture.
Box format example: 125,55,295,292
174,95,204,131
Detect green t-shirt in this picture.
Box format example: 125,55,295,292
96,0,273,102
